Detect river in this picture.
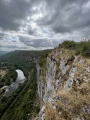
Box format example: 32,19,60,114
4,69,26,97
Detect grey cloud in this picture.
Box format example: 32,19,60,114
0,32,7,39
37,0,90,34
0,0,90,51
27,26,37,35
0,0,39,30
28,29,35,35
0,0,90,34
19,36,59,48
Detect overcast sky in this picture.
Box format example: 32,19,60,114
0,0,90,51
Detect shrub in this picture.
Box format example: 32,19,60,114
59,40,90,57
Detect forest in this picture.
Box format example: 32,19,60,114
0,49,51,120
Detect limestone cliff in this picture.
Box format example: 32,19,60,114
36,47,90,120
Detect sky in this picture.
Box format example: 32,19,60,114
0,0,90,51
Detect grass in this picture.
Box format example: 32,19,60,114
59,40,90,57
55,90,90,120
45,104,59,120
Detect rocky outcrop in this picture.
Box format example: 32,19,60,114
36,47,90,120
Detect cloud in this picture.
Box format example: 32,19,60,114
0,0,90,51
37,0,90,34
19,36,59,48
0,0,40,30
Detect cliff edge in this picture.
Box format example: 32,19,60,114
36,44,90,120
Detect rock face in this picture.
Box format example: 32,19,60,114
36,47,90,120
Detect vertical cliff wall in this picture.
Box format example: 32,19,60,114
36,47,90,120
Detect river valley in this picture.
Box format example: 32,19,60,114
3,69,26,97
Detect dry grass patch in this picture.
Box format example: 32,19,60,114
0,69,7,78
83,57,90,64
56,90,90,119
45,104,59,120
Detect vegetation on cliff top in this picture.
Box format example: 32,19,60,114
59,40,90,57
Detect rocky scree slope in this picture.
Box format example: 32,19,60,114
36,47,90,120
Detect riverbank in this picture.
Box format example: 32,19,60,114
4,69,26,97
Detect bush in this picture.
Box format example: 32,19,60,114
59,40,90,57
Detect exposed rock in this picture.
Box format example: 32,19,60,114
36,48,90,120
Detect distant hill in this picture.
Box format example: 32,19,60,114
0,51,8,56
0,49,52,70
